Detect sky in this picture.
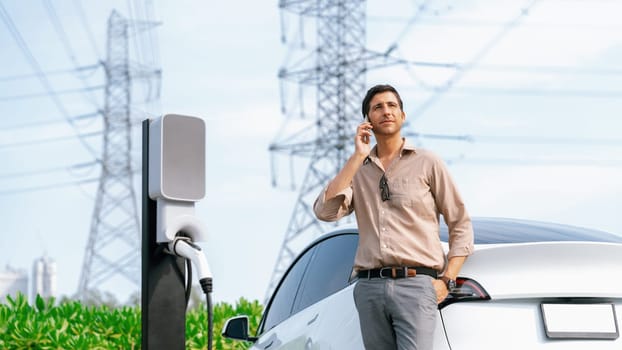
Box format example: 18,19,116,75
1,0,621,305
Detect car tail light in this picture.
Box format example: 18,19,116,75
439,277,490,309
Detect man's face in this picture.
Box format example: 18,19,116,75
367,91,405,136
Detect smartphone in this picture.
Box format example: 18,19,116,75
363,115,371,144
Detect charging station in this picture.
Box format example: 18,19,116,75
142,114,211,350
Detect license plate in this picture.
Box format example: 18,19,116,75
541,303,619,340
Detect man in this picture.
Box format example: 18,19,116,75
313,84,474,350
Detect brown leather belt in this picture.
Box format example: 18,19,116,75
357,266,438,279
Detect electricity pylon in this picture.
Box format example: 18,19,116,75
78,10,158,302
266,0,368,300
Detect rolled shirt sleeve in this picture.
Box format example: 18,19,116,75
429,155,474,259
313,185,354,222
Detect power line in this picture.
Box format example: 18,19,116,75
472,63,622,76
0,177,99,196
379,57,622,100
406,85,622,99
0,130,101,150
474,135,622,146
0,2,100,158
126,0,146,66
0,64,100,82
43,0,81,69
121,0,162,116
0,111,100,131
389,58,622,77
388,0,435,46
0,85,104,102
0,160,140,181
404,131,622,146
368,16,622,31
72,0,102,59
446,156,622,167
42,0,102,108
409,0,542,121
0,161,98,180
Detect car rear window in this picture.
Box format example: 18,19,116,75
439,218,622,244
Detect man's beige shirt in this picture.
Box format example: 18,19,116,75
314,141,474,272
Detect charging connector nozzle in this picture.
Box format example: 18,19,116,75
166,236,212,281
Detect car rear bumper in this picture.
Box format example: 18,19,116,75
441,299,621,349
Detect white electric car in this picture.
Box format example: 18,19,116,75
223,217,622,349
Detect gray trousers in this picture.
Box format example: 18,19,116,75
353,275,437,350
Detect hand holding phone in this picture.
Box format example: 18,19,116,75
362,115,372,144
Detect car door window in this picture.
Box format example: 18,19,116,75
262,246,316,332
292,233,358,314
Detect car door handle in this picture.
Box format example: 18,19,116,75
307,313,319,325
257,333,280,349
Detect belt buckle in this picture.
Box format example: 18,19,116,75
379,267,398,278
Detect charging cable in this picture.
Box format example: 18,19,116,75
166,236,213,350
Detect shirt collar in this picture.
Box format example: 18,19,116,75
369,138,417,160
402,139,417,154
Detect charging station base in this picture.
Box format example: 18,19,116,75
142,119,187,350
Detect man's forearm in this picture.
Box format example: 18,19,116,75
443,256,467,279
325,153,366,199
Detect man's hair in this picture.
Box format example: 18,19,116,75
361,84,404,118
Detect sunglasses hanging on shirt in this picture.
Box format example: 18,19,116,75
379,174,391,201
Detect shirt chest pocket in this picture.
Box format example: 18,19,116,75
388,176,436,216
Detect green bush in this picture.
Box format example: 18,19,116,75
0,293,263,350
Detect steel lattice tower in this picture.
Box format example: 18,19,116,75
78,11,140,301
267,0,368,299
